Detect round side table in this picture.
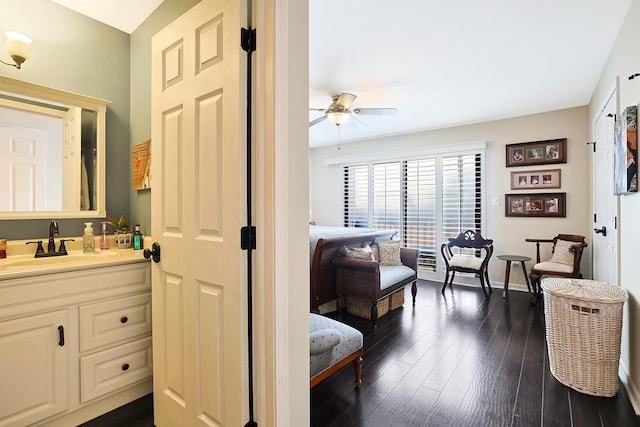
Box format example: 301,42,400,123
497,255,532,299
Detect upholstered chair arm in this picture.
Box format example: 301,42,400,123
309,328,341,355
400,248,419,272
334,257,382,298
332,256,380,273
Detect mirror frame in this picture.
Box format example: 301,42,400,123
0,75,110,219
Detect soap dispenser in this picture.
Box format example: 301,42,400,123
100,221,109,250
83,222,95,253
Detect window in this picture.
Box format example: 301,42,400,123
344,151,484,279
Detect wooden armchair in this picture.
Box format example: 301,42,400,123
441,230,494,297
525,234,587,294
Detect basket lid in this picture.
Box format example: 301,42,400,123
541,278,628,303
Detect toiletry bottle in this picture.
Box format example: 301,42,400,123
133,224,143,250
83,222,95,253
100,221,109,250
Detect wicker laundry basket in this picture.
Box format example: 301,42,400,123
541,278,628,397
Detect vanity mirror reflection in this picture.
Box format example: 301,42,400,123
0,75,109,219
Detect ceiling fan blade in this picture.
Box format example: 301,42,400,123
335,93,357,109
353,107,398,116
309,116,327,127
309,108,326,112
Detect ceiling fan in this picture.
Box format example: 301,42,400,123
309,93,398,128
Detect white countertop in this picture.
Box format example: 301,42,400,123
0,237,150,280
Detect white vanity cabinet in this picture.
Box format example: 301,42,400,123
0,310,70,426
0,259,152,427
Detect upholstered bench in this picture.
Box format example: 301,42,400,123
333,242,419,328
310,313,363,388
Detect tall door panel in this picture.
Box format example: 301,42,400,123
151,0,247,425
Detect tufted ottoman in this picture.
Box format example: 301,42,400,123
309,313,363,388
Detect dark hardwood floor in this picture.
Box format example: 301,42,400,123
311,280,640,427
80,280,639,426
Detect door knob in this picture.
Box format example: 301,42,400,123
143,242,161,263
594,226,607,237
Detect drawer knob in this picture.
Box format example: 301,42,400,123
120,316,128,324
122,363,130,371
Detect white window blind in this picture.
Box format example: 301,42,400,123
405,159,437,271
372,162,401,231
344,164,369,228
343,151,483,277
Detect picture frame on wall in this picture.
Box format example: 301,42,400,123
510,169,561,190
505,192,566,217
505,138,567,167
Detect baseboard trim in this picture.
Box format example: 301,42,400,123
620,360,640,416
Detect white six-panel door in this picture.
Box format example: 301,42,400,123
151,0,247,425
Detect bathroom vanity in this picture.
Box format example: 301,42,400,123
0,243,152,427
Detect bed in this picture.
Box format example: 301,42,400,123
309,225,397,313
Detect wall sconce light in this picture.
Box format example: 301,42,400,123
327,111,351,126
1,31,32,69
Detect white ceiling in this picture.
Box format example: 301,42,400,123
49,0,164,33
309,0,631,147
49,0,632,148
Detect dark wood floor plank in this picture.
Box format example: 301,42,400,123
541,343,573,427
511,302,546,426
470,294,537,426
568,389,604,427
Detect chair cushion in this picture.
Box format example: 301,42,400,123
379,265,415,291
309,313,364,378
378,240,403,266
449,254,483,270
533,261,574,274
549,239,576,266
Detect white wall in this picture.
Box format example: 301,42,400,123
310,106,591,288
590,0,640,414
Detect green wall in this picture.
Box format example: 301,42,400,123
0,0,199,241
0,0,130,239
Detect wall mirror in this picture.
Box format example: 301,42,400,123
0,75,109,219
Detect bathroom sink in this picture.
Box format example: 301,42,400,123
1,250,121,268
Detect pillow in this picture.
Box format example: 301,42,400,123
343,244,374,261
378,240,403,266
549,239,576,266
371,244,379,261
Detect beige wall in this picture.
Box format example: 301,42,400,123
590,0,640,414
310,106,591,289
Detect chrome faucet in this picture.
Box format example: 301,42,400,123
47,220,59,253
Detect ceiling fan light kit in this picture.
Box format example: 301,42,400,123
309,92,398,128
327,111,350,125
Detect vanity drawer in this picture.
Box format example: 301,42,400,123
79,293,151,352
80,336,153,403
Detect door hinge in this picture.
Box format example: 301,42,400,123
615,216,618,229
594,213,597,223
587,141,596,152
241,28,256,53
241,226,256,250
